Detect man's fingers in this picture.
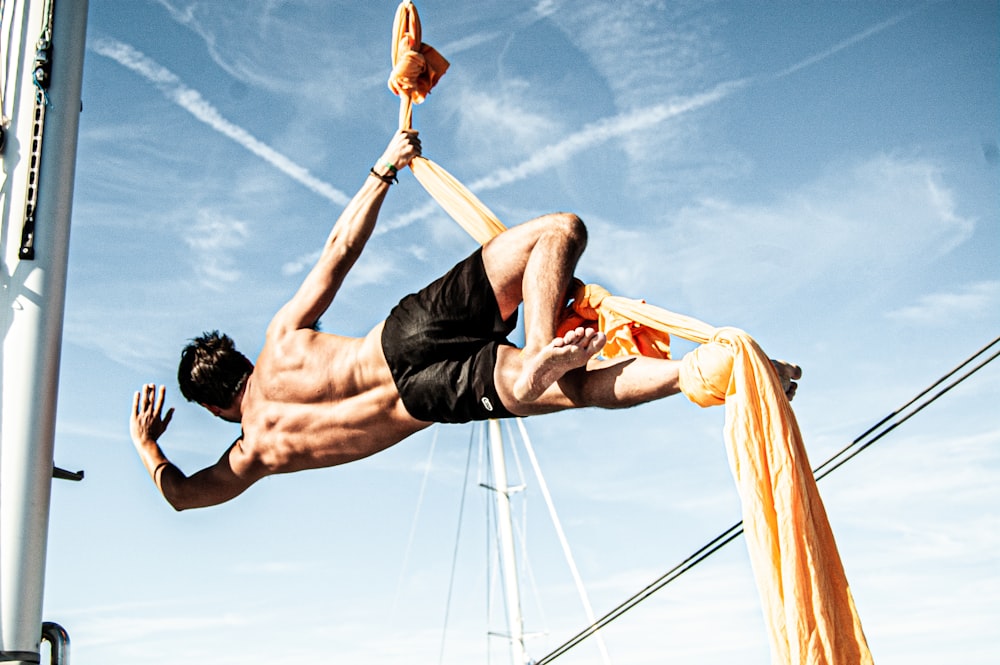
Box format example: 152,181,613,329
155,384,167,414
133,384,167,418
400,130,421,154
771,359,802,380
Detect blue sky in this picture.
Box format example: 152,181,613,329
34,1,999,663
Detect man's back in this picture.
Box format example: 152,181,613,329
240,322,430,474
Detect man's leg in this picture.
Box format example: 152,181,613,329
481,213,606,402
493,351,678,415
494,353,802,417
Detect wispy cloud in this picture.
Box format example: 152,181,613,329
182,209,250,288
89,37,350,207
152,0,298,93
886,281,1000,324
281,247,400,289
658,154,976,317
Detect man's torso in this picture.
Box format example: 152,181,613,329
238,322,430,474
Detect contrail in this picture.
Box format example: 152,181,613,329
469,80,747,192
90,37,351,207
373,80,749,235
92,4,917,227
770,7,918,80
471,7,919,194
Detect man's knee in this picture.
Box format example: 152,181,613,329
545,212,587,250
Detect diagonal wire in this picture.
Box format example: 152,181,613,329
813,335,999,481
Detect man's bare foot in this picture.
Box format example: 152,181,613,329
770,359,802,401
514,327,606,402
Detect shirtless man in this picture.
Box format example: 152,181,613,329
130,130,800,511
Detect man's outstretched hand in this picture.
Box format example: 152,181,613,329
379,129,422,171
130,383,174,444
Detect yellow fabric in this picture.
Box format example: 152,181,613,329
387,3,504,245
387,4,872,662
681,330,873,664
389,1,450,130
409,158,507,245
563,282,673,359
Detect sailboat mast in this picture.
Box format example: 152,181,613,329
488,419,531,665
0,0,89,663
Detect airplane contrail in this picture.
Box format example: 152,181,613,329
770,7,918,80
90,37,351,207
92,4,918,230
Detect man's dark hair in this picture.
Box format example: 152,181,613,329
177,331,253,408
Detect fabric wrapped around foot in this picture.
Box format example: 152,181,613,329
677,329,741,407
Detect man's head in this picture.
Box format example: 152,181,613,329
177,331,253,410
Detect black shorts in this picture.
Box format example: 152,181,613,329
381,248,518,423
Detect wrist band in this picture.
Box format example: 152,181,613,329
369,167,397,185
382,161,398,173
153,461,172,480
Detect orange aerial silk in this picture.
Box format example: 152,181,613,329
387,3,873,663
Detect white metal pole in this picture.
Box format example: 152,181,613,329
1,0,89,662
488,420,530,665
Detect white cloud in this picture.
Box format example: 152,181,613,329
452,82,564,164
182,209,250,288
343,252,401,289
281,249,320,277
532,0,562,20
153,0,386,116
886,281,1000,324
659,155,977,316
281,248,399,289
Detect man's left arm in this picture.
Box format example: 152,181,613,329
130,384,264,510
268,131,421,336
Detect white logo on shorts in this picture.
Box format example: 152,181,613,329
481,397,494,412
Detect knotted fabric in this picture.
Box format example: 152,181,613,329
559,283,672,359
388,3,504,242
389,1,449,131
386,4,872,662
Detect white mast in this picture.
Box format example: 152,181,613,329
1,0,89,663
488,419,531,665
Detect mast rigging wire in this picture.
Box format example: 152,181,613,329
534,334,1000,665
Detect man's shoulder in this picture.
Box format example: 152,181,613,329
225,430,277,478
